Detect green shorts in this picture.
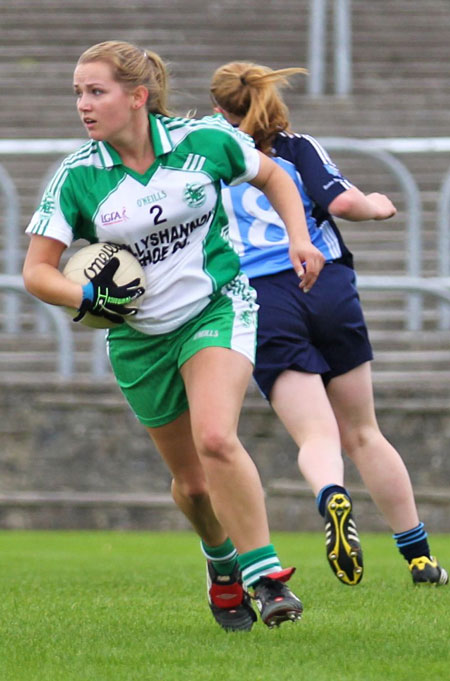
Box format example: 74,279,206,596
107,275,258,427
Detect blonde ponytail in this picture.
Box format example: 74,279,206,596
210,62,307,155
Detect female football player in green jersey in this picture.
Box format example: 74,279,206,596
23,41,325,631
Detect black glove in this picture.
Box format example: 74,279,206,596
73,257,145,324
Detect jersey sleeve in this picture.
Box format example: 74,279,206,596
202,116,260,186
223,129,260,186
26,162,79,247
291,135,354,210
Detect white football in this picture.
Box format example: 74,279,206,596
62,242,145,328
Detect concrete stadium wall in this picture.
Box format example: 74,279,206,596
1,380,449,532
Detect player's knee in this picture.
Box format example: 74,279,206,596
171,477,209,502
342,423,380,457
194,426,237,463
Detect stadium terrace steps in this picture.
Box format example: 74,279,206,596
1,1,450,137
1,0,450,406
6,349,450,375
1,328,449,403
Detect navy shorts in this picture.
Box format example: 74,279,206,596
250,263,373,400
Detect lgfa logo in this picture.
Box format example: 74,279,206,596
101,207,129,225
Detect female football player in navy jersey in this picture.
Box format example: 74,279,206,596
202,61,448,588
23,42,327,633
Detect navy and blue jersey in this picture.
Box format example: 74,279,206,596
222,132,354,279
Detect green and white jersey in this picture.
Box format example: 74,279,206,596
27,113,260,335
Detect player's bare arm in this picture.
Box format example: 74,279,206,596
328,186,397,222
23,234,83,309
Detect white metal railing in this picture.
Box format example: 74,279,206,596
89,277,450,379
318,137,450,331
0,274,74,377
322,138,424,328
0,163,21,332
356,275,450,304
1,137,450,376
438,167,450,329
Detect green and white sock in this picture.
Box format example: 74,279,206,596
201,538,238,576
237,544,282,589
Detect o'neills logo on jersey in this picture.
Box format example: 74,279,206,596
137,190,167,207
100,207,129,225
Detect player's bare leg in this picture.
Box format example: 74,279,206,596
180,346,270,553
326,362,420,532
270,370,344,494
147,411,257,630
271,369,363,585
181,346,303,625
147,411,225,545
327,362,448,585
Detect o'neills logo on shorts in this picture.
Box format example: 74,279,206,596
193,329,219,340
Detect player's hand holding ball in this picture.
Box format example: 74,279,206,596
63,243,146,328
74,257,144,325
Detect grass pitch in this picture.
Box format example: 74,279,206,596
0,531,448,681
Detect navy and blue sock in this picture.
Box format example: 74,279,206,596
393,522,430,562
316,484,350,518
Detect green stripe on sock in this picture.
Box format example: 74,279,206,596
237,544,282,588
201,538,237,575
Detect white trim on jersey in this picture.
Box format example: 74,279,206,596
155,117,173,154
320,221,343,260
183,154,206,172
302,134,333,164
96,141,115,168
277,132,353,192
302,134,354,190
